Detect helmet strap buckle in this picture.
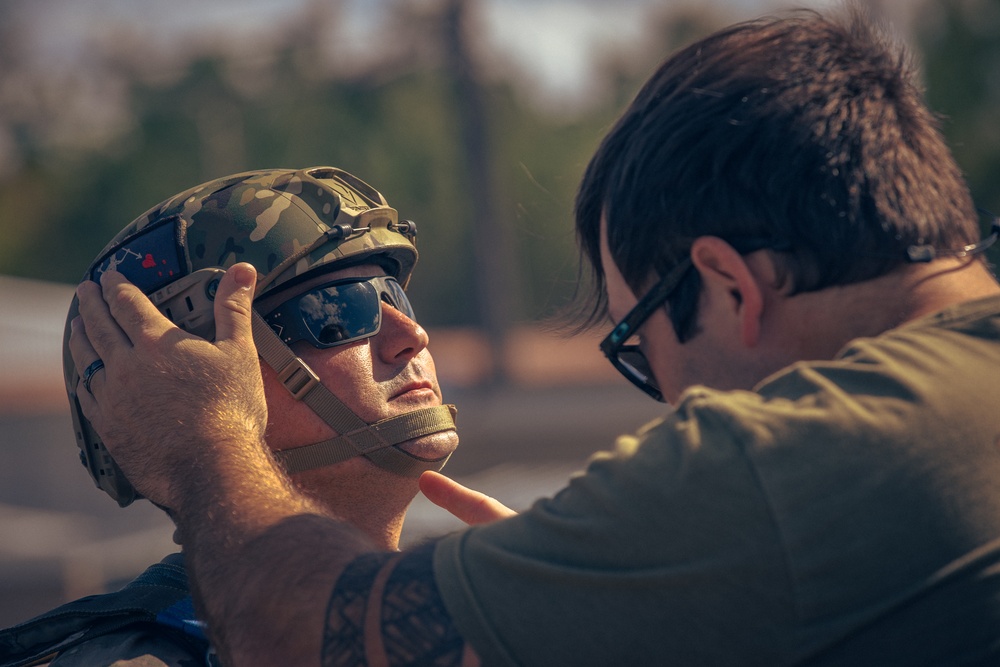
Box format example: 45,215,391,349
275,357,321,401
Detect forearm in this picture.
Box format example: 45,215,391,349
172,434,377,666
70,267,476,665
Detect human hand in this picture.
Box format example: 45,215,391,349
418,471,517,525
69,263,268,510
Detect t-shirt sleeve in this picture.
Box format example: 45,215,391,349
433,402,794,666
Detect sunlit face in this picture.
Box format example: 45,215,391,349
258,263,458,464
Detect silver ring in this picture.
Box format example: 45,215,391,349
82,359,105,395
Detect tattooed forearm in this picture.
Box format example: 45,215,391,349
322,542,465,667
381,542,464,666
324,552,395,667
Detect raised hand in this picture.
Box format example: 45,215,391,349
68,263,268,510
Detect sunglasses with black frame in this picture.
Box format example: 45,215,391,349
264,275,415,349
599,213,1000,402
598,258,692,402
598,237,787,402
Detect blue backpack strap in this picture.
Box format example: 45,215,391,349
0,553,213,667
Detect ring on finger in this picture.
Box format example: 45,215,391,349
82,359,106,395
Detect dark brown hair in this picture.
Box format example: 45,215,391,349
575,7,979,340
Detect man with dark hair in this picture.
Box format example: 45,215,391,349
576,9,982,357
56,8,1000,666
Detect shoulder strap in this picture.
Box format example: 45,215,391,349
0,554,209,667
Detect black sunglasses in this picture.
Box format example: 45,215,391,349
263,275,415,348
599,258,693,402
600,237,785,401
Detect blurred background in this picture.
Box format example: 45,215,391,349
2,0,999,628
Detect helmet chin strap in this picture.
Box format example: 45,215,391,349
249,309,458,477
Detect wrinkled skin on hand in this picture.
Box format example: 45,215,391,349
68,263,268,510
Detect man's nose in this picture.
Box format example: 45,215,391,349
376,301,429,363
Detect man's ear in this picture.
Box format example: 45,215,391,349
689,236,765,347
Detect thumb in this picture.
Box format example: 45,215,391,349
213,263,257,345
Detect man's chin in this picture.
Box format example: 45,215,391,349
396,430,459,462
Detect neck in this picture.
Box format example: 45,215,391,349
292,462,420,551
778,258,1000,360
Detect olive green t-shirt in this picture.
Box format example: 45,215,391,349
435,295,1000,666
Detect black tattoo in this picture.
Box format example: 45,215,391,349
323,551,394,667
381,541,464,666
322,542,465,667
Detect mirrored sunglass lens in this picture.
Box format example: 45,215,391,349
382,279,415,320
617,348,659,391
298,282,381,345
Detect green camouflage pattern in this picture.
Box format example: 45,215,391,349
63,166,421,505
95,166,418,293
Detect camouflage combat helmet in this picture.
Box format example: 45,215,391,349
63,167,457,507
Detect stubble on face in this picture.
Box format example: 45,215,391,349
259,264,457,464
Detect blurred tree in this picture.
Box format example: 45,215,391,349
442,0,516,383
0,0,742,334
915,0,1000,254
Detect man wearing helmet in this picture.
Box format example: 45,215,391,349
43,7,1000,667
0,167,458,666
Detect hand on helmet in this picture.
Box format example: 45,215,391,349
69,263,268,510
